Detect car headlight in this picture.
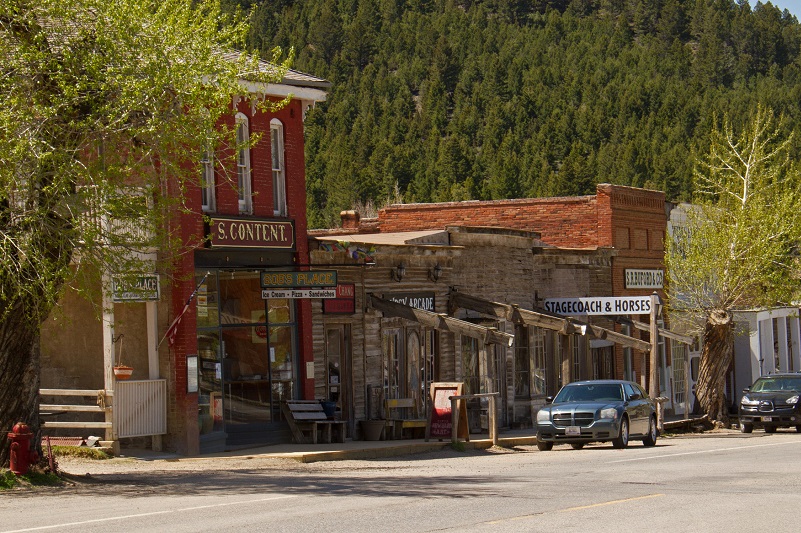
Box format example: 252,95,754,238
599,407,618,420
741,395,759,406
786,395,799,405
536,409,551,423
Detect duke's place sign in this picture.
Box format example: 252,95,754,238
544,296,652,316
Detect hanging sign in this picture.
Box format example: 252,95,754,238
426,382,468,441
112,274,160,302
543,296,652,316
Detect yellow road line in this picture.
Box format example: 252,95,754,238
559,493,665,512
484,493,665,524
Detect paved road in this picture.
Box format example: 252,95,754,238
2,431,799,532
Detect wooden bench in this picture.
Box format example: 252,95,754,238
385,398,427,439
281,400,346,444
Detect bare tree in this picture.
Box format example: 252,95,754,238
666,106,801,423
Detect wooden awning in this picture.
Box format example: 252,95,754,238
614,317,694,345
368,294,514,347
450,292,651,352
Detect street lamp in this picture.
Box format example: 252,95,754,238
390,262,406,282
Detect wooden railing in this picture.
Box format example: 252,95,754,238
40,389,114,440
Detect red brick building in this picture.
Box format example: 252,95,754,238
41,67,329,455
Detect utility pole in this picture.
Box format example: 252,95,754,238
649,292,661,397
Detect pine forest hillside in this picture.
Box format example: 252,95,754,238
229,0,801,229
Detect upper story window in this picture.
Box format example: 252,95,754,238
236,113,252,214
271,119,286,216
200,148,215,213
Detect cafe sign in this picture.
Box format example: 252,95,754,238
208,217,294,249
260,270,338,288
112,274,160,302
624,269,664,289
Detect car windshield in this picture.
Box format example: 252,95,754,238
751,377,801,393
554,384,624,403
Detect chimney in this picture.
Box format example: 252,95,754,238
340,210,360,229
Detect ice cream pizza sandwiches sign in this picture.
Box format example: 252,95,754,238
544,296,652,316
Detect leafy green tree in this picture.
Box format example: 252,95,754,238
666,106,801,423
0,0,288,466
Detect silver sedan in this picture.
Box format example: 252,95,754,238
535,380,658,450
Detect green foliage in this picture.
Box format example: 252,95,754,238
0,470,15,490
0,0,290,327
666,106,801,327
52,446,112,460
0,468,62,490
238,0,801,226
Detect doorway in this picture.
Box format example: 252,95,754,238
381,326,437,420
325,324,352,434
196,270,299,446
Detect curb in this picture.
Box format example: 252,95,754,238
265,436,540,463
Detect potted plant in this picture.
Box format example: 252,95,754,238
112,333,133,380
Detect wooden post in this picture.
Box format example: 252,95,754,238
450,397,458,445
489,394,498,446
649,292,661,398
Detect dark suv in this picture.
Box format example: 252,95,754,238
738,373,801,433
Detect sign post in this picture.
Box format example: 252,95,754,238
649,292,661,397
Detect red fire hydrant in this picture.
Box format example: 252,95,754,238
7,422,39,476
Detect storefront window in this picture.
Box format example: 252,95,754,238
195,269,298,446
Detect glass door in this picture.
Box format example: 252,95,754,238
196,269,299,446
218,271,271,436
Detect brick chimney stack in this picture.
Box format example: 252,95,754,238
340,210,361,229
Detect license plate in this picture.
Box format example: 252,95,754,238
566,426,581,436
762,416,773,422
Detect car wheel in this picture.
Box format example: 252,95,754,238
740,423,753,434
570,443,585,450
537,440,553,451
642,416,658,447
764,425,777,433
612,417,629,449
796,425,801,433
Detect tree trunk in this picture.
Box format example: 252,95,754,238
0,306,41,467
696,309,734,424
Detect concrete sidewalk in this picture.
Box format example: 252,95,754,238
111,415,715,465
117,429,539,464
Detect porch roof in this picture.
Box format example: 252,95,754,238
368,294,514,347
